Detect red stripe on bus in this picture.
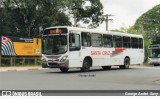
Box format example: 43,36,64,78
114,48,126,54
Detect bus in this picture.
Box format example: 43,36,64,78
41,26,144,72
148,44,160,66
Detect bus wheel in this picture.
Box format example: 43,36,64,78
102,66,111,70
119,57,130,69
81,59,91,72
154,64,159,66
60,68,69,73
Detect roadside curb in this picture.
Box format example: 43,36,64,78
132,66,160,69
0,66,43,72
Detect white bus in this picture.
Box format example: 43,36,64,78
148,45,160,66
42,26,144,72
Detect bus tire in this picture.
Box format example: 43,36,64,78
154,64,159,66
119,57,130,69
60,68,69,73
102,66,111,70
81,59,91,72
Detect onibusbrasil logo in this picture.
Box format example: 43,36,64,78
2,91,42,96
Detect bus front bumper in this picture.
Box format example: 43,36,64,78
42,60,69,68
148,61,160,65
148,58,160,65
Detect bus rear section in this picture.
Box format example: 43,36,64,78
148,45,160,66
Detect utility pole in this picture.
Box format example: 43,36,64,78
73,14,77,27
70,0,78,27
103,14,113,31
140,22,144,36
140,17,145,36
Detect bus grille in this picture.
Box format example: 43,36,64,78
46,55,61,59
48,63,58,66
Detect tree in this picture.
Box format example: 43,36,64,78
111,27,129,33
0,0,104,38
1,0,72,37
62,0,104,27
128,4,160,62
130,4,160,39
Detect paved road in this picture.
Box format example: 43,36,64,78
0,66,160,90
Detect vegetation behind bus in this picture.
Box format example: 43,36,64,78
1,56,41,67
0,0,103,38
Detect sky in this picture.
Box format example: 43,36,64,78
96,0,160,31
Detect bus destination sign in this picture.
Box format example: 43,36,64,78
43,28,68,35
50,29,62,34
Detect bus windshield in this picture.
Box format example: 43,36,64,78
149,48,160,58
42,35,67,55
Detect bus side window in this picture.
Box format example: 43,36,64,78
123,36,130,48
139,38,143,49
113,35,122,48
91,33,103,47
131,37,138,48
81,32,91,47
69,33,80,51
103,34,113,48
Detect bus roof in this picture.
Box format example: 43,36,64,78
44,26,143,38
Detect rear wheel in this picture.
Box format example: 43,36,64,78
102,66,111,70
60,68,69,73
154,64,159,66
119,57,130,69
81,59,91,72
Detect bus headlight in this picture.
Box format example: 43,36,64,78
60,55,68,62
41,57,47,62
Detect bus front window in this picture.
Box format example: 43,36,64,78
149,49,160,58
42,35,67,55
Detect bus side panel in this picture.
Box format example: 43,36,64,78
110,48,124,66
123,49,144,65
68,51,82,68
89,47,104,67
102,48,113,66
137,49,144,64
130,49,139,64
